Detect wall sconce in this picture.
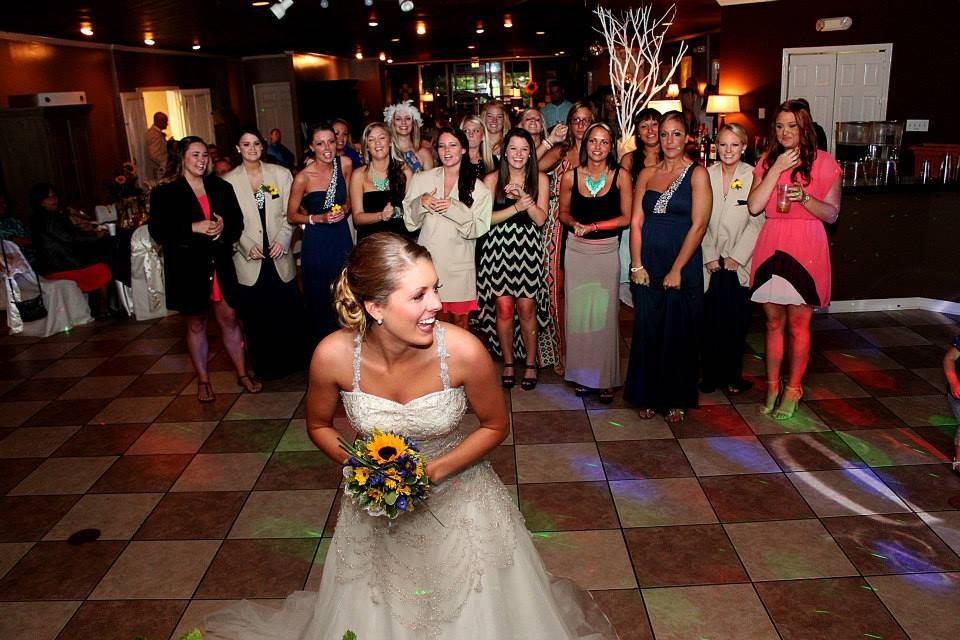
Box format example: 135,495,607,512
706,94,741,126
816,16,852,31
666,83,680,98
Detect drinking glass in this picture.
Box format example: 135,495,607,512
776,184,791,213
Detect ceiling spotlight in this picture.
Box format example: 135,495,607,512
192,43,201,50
80,24,94,37
144,36,156,46
466,44,476,50
320,0,329,7
416,20,426,35
270,0,294,20
470,56,480,69
399,0,414,12
379,51,386,61
535,31,545,35
368,11,378,26
387,57,394,63
251,1,270,6
355,49,363,60
391,37,400,42
503,14,513,28
475,20,484,34
365,0,373,5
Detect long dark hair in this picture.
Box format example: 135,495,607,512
387,157,407,209
762,100,818,185
631,107,662,181
29,182,58,214
436,127,475,207
562,100,597,150
175,136,209,179
495,128,540,204
578,123,618,169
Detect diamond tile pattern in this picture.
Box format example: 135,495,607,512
0,311,958,639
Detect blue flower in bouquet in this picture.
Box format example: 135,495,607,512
371,472,386,487
396,496,409,512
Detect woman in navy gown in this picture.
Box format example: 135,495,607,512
624,111,712,423
287,125,354,343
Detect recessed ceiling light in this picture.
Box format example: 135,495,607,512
467,44,476,50
387,57,394,63
355,50,363,60
503,14,513,28
80,24,94,37
144,34,156,46
251,1,270,6
399,0,414,12
391,37,400,42
379,52,386,61
416,20,426,35
475,20,484,34
192,43,201,50
536,31,545,35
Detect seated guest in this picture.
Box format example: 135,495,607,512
29,183,112,316
265,128,296,169
0,191,32,262
149,136,261,402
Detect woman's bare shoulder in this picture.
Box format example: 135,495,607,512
310,328,357,378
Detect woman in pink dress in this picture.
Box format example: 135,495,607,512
747,100,841,419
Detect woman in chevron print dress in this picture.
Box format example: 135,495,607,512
477,128,550,390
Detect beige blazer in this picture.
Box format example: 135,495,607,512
703,161,763,289
144,126,168,182
225,162,296,286
403,167,492,303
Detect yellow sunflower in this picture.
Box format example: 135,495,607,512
397,484,412,496
367,487,383,500
353,467,369,485
366,431,408,464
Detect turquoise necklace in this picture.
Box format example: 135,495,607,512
370,167,389,192
584,170,607,197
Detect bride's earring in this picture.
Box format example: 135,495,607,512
376,317,384,325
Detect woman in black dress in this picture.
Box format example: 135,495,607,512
148,136,260,402
224,128,308,380
624,112,712,423
349,122,415,241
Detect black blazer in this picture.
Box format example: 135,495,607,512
148,175,243,314
31,209,107,274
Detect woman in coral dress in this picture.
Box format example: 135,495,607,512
747,100,842,419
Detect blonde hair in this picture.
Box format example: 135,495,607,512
518,109,546,143
459,115,495,174
333,233,432,335
481,100,507,157
717,122,748,146
386,101,422,158
360,122,392,165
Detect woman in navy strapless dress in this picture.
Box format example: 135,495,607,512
287,126,354,344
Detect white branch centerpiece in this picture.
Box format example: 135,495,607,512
594,3,687,156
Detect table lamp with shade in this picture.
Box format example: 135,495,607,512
706,95,740,127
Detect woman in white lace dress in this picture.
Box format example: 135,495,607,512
206,232,616,639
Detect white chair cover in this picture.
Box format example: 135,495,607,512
0,240,93,336
129,225,168,320
95,204,118,223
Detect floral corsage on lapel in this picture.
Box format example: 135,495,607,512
259,184,280,199
730,178,744,191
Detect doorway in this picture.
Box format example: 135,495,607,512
780,43,893,152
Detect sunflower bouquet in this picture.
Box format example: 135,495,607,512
339,429,432,520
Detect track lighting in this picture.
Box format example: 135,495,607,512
270,0,294,20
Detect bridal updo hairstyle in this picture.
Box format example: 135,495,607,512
334,233,432,335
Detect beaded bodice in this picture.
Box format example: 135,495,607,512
340,325,468,459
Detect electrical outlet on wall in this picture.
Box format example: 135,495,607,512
905,119,929,132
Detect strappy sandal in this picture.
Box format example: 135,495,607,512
598,389,615,404
665,408,686,423
574,385,590,397
197,381,215,404
520,363,538,391
636,408,657,420
773,385,803,420
760,379,782,416
501,362,516,389
237,374,262,394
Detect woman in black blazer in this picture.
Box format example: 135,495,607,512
148,136,261,402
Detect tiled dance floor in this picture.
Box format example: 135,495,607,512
1,309,959,639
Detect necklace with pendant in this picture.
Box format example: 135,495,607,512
370,168,389,192
584,171,607,197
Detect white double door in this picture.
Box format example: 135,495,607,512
781,44,892,151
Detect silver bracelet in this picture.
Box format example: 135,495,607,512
629,265,645,272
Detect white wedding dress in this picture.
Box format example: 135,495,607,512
206,326,617,640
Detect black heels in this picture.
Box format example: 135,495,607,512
501,362,516,389
520,364,539,391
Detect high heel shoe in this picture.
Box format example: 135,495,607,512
760,379,782,415
773,385,803,420
501,362,516,389
520,363,538,391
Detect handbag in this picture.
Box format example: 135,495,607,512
1,240,48,322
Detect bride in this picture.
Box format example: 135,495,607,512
206,233,616,639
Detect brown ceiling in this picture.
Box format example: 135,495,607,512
0,0,719,60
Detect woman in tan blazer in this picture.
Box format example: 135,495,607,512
701,123,764,395
404,128,492,330
225,128,308,379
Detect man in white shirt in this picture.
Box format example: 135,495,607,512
541,82,573,130
145,112,169,183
